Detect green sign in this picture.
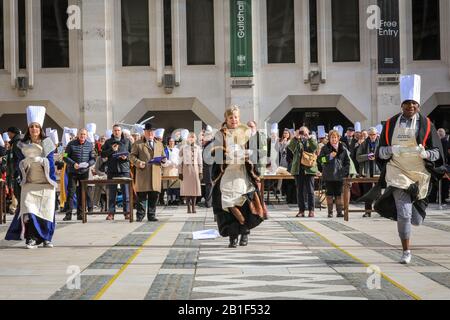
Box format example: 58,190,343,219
230,0,253,77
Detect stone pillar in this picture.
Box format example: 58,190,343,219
80,0,113,135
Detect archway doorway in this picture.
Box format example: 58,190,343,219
137,110,204,140
428,105,450,132
0,113,63,136
278,108,353,133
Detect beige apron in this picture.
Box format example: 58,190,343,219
386,116,431,200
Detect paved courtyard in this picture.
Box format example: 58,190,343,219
1,203,450,300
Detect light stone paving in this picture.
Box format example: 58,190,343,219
0,203,449,300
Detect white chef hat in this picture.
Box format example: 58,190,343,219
205,125,213,133
49,130,59,145
271,123,278,134
86,123,97,134
45,128,52,137
2,132,10,143
87,132,95,143
333,125,344,137
105,129,113,138
376,124,383,134
94,134,99,141
354,122,362,133
317,125,326,139
62,133,71,147
122,129,131,136
181,129,189,141
400,74,421,105
155,128,165,139
133,124,144,135
0,134,5,147
26,106,46,127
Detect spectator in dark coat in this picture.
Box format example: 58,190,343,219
101,125,132,220
319,130,350,218
63,129,96,221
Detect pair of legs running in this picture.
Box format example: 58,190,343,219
227,206,249,248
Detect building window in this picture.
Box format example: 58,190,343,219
331,0,360,62
267,0,295,64
18,0,26,69
309,0,318,63
186,0,215,65
41,0,69,68
412,0,440,61
121,0,150,66
0,1,4,69
164,0,172,67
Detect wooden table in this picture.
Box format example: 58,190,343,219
80,179,134,223
0,180,6,224
260,175,324,205
343,177,379,222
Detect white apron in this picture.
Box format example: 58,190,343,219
385,116,431,200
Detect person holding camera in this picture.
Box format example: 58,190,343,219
288,126,318,218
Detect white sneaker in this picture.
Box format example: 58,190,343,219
26,240,38,249
43,241,54,248
400,250,412,264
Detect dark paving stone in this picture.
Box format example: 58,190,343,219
421,272,450,289
318,220,357,232
343,233,390,247
373,249,440,267
423,222,450,233
88,249,136,269
145,274,194,300
162,249,199,269
49,275,111,300
314,249,360,266
338,273,414,300
279,221,332,247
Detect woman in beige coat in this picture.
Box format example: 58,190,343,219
179,132,203,213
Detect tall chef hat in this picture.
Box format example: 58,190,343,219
400,74,421,105
0,134,5,147
26,106,46,127
155,128,165,139
317,125,326,139
105,129,113,138
86,123,97,134
49,130,59,145
271,123,279,134
181,129,189,141
354,122,362,133
2,132,10,143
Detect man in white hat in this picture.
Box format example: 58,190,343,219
376,75,444,264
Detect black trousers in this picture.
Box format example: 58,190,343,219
295,171,315,212
361,182,375,210
136,191,159,220
203,182,213,207
67,172,92,213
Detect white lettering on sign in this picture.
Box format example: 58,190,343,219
237,1,245,39
366,5,381,30
378,19,399,37
67,5,81,30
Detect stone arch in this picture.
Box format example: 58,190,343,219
264,95,368,127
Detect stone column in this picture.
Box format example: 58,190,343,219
80,0,113,134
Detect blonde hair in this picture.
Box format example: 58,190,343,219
328,130,341,139
224,105,240,119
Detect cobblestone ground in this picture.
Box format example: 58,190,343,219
1,203,450,300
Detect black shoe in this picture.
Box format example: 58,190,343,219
62,213,72,221
137,214,145,222
362,212,371,218
239,234,248,246
337,213,344,218
77,214,83,221
228,236,239,248
148,216,159,222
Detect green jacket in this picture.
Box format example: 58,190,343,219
288,137,318,175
